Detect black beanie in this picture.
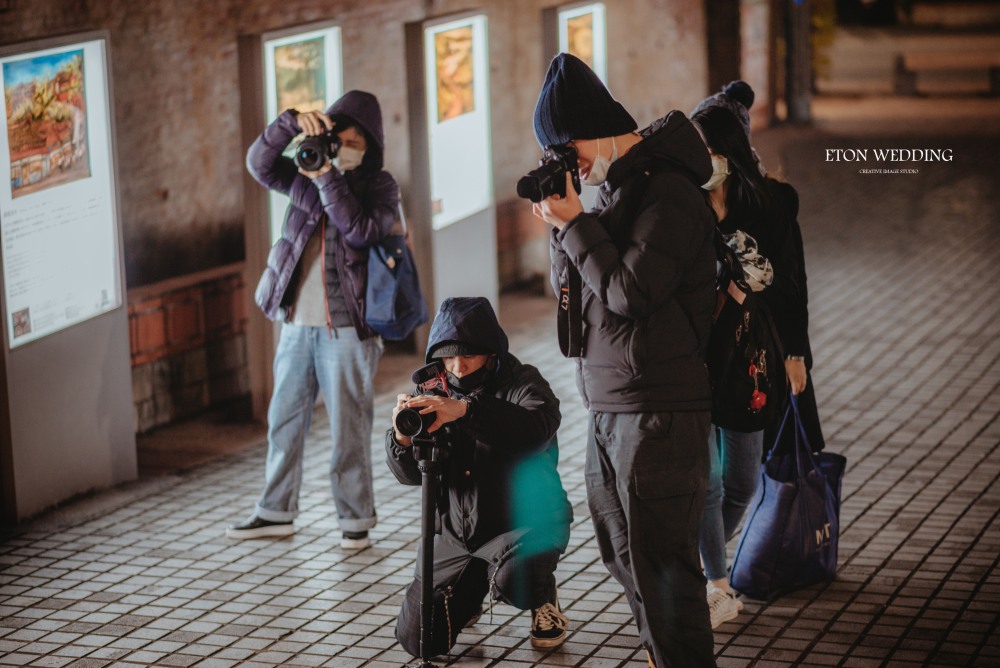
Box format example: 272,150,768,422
429,341,492,359
533,53,637,147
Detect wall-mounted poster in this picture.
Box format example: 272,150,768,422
434,25,475,123
0,36,121,349
424,15,492,229
559,3,607,83
5,49,91,199
263,25,342,242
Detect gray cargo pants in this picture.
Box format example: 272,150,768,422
586,410,716,668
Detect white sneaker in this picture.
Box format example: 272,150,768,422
707,586,743,629
340,531,370,549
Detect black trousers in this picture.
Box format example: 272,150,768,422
395,526,565,658
586,410,716,668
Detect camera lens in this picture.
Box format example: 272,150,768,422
517,161,564,203
394,408,426,438
293,136,329,171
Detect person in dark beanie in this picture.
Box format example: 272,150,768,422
692,80,755,139
227,91,398,549
691,86,824,484
692,79,771,177
530,53,717,667
386,297,573,658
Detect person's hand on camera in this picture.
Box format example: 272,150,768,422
296,111,336,179
531,172,583,230
405,394,469,434
392,394,414,445
297,110,334,136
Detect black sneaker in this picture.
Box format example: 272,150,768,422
340,530,370,549
530,593,568,649
225,515,294,539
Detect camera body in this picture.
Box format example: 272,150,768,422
293,131,343,172
516,144,582,203
393,361,455,447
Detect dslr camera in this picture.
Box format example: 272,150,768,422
393,361,454,445
516,144,582,203
293,131,342,172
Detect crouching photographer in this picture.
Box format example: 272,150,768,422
386,297,573,658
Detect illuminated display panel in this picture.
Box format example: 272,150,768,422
0,37,121,349
423,15,493,230
262,26,342,243
559,3,607,83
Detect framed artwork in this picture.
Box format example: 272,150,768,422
423,15,492,229
559,3,607,83
262,25,343,242
434,25,475,123
0,34,122,349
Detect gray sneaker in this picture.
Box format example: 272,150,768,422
226,515,294,539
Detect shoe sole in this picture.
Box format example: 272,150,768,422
530,630,567,649
340,538,371,550
226,525,295,540
710,606,743,629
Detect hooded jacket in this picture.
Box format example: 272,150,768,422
550,111,717,413
247,90,399,337
385,297,572,551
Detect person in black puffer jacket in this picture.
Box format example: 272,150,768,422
386,297,573,658
531,54,717,668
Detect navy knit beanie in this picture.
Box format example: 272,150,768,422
691,80,755,138
533,53,637,147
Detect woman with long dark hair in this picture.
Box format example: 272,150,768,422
691,83,825,629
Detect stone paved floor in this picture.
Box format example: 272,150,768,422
2,97,1000,668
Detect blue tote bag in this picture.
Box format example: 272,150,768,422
365,205,429,341
729,393,847,601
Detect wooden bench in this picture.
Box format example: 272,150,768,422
894,50,1000,96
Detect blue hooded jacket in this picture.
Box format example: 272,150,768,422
247,90,400,336
387,297,572,550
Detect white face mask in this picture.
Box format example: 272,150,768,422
335,146,365,172
702,155,730,191
583,137,618,186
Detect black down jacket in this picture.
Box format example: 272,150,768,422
550,111,717,413
385,297,572,552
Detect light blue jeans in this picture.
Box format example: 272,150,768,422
699,425,764,581
255,324,382,532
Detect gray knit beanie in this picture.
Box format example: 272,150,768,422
691,80,755,138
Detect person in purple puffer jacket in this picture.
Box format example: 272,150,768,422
227,90,399,549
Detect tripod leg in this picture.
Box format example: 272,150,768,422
418,461,439,667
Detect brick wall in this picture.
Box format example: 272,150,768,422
1,0,715,430
0,0,711,292
127,265,249,433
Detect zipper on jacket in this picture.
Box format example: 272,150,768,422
320,217,334,338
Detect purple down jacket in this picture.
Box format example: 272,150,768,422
246,90,400,339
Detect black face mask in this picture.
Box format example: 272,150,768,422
446,360,495,393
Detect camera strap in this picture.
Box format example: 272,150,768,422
557,264,584,358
